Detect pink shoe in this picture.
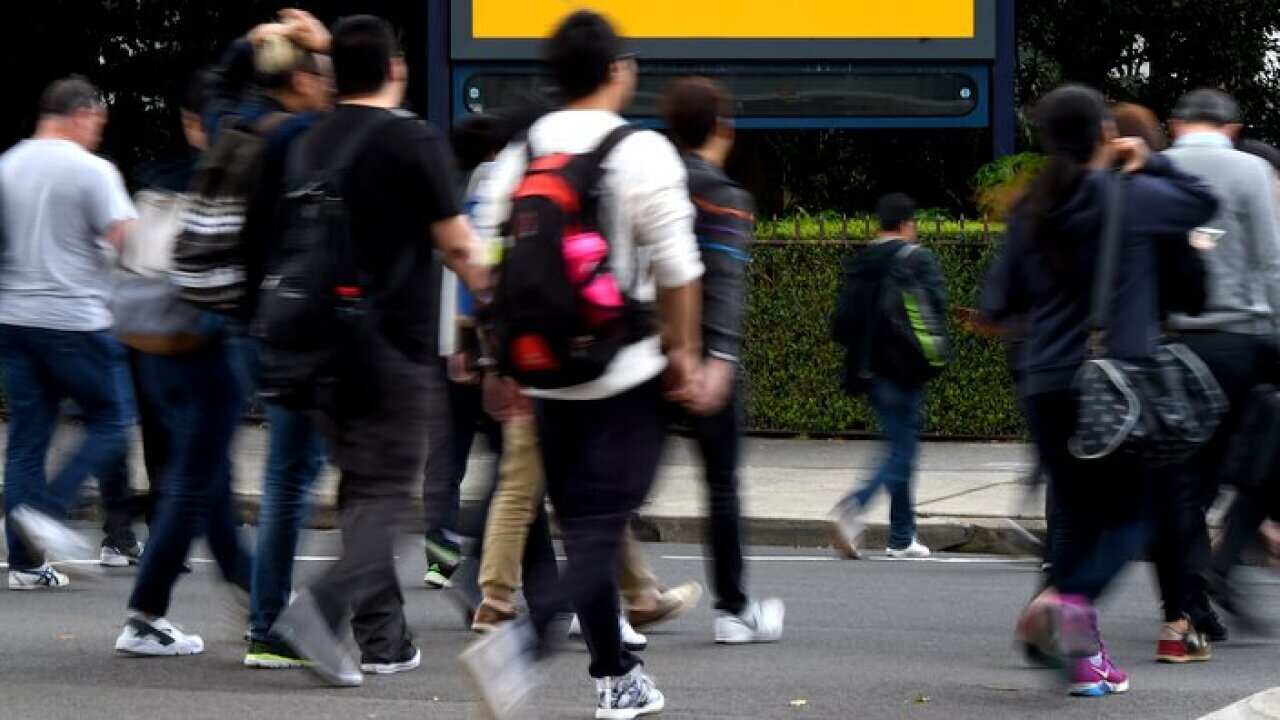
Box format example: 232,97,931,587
1068,648,1130,697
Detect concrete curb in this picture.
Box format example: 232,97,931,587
45,492,1047,556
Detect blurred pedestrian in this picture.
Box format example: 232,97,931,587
830,193,948,560
983,84,1217,696
1,76,136,590
661,75,785,643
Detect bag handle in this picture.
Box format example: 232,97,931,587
1087,171,1125,356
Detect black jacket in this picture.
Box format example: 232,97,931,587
684,155,753,362
832,238,947,392
981,155,1218,397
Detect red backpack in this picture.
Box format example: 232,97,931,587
492,125,652,389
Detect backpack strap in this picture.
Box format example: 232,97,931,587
584,125,637,182
288,109,400,190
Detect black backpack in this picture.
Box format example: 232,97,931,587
253,111,401,410
491,125,652,389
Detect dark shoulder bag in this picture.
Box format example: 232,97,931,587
1069,172,1227,466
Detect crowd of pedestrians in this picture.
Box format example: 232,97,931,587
1,6,1278,718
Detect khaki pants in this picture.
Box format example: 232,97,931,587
478,416,660,604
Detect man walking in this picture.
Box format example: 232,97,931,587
461,11,703,719
0,76,136,589
661,76,785,643
829,193,947,560
1159,88,1280,652
270,15,483,686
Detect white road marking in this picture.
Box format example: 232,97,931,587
660,554,1037,564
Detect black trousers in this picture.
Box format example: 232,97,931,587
100,347,170,545
678,388,748,615
1027,390,1153,602
529,377,667,679
1156,331,1280,619
420,361,502,548
308,335,434,664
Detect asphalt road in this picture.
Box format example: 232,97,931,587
2,531,1278,720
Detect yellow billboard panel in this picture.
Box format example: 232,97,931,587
472,1,975,40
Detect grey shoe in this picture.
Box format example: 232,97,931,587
460,618,538,720
272,590,363,687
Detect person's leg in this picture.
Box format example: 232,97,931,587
692,391,748,614
876,380,924,550
0,325,60,570
43,330,133,515
478,416,545,607
538,378,666,679
421,360,463,557
302,335,432,667
249,403,325,641
127,349,217,618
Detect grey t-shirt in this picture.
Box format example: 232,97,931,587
0,138,136,331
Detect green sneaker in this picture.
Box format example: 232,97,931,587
424,561,455,589
423,539,460,589
243,639,312,669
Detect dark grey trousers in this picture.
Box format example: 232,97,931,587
309,334,436,663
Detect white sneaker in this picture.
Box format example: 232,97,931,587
596,665,665,719
569,614,648,651
828,505,865,559
715,598,786,644
11,506,95,569
8,563,70,590
885,538,932,559
114,615,205,656
460,619,538,720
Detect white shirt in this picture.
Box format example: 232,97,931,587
473,109,703,400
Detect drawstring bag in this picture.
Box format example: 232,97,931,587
1069,172,1227,466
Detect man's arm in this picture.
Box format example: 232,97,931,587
431,214,487,295
1245,162,1280,334
628,134,704,396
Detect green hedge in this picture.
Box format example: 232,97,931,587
742,234,1024,438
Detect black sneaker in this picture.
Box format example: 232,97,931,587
360,643,422,675
1191,607,1229,644
100,538,144,567
244,639,312,669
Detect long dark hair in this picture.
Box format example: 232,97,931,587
1021,85,1108,273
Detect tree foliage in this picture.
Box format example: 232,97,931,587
1017,0,1280,145
1,1,426,180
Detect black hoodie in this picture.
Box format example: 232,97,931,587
981,154,1218,396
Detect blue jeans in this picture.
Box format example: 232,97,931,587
249,401,325,640
0,325,133,570
841,378,923,550
127,337,251,616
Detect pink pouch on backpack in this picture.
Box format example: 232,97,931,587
562,232,624,326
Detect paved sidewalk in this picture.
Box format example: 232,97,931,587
1,422,1049,552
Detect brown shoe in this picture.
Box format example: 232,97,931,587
471,599,518,634
626,581,703,630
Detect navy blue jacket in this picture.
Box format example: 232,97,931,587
981,154,1217,396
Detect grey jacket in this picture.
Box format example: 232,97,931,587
684,155,752,362
1165,137,1280,335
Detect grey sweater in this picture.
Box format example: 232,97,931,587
1165,137,1280,335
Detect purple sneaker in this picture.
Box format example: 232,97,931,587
1055,594,1102,658
1068,649,1130,697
